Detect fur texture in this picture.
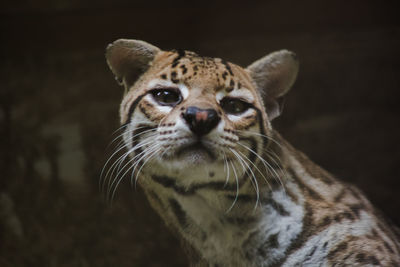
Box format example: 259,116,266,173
104,39,400,266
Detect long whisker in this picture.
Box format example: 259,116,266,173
104,136,156,194
133,145,162,190
105,134,157,196
230,148,260,210
235,148,272,191
236,141,285,192
222,150,230,187
100,127,157,191
226,160,239,213
129,142,161,187
110,146,162,202
108,143,160,202
105,120,157,151
109,138,157,193
262,148,287,190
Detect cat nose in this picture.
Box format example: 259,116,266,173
182,106,220,136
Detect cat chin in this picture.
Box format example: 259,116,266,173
161,151,214,168
155,149,222,171
179,150,214,165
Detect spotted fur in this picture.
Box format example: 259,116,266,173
104,39,400,266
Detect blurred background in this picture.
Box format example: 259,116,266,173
1,0,399,266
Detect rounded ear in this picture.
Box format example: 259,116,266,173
105,39,161,88
246,50,299,120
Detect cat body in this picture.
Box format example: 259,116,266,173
105,39,400,266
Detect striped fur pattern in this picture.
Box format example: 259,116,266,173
104,39,400,266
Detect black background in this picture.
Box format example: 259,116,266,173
1,1,399,266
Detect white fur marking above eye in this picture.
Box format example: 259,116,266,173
147,79,175,89
216,88,255,105
178,84,189,99
216,91,226,102
228,88,254,103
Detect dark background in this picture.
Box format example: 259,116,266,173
1,1,399,266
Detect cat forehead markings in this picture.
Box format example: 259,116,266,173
151,50,254,95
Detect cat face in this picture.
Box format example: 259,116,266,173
105,39,298,177
119,50,270,168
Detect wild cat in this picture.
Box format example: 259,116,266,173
103,39,400,266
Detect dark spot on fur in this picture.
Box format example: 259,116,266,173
222,60,234,75
342,253,353,261
171,49,186,68
268,233,279,248
349,204,363,218
169,198,187,228
180,64,188,74
177,49,185,57
367,255,380,265
384,241,395,253
305,186,322,200
161,74,167,79
229,79,234,87
222,71,228,80
171,71,179,83
307,246,318,258
269,199,290,216
354,253,380,265
320,216,332,227
333,213,342,222
344,212,355,220
356,253,365,263
327,242,348,260
209,171,215,177
334,189,346,202
256,233,280,257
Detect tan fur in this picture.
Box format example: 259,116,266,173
105,39,400,266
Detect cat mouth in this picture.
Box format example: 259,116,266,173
175,141,216,162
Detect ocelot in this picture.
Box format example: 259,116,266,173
104,39,400,266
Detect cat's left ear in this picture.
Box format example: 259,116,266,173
246,50,299,120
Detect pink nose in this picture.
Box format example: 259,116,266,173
182,106,220,136
195,111,208,122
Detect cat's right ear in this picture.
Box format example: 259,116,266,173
106,39,160,89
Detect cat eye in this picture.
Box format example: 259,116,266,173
220,97,250,115
150,88,182,106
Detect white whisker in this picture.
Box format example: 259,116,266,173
230,148,260,210
226,160,239,213
236,141,285,193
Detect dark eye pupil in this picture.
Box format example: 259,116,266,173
221,98,249,114
152,89,181,105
